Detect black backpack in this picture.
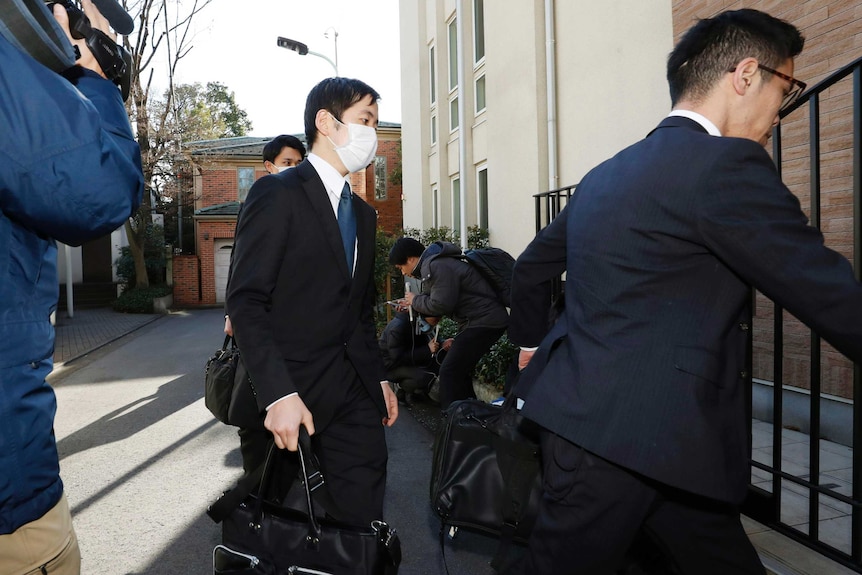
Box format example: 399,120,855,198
462,247,515,307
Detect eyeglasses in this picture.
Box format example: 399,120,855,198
730,63,807,113
757,64,806,112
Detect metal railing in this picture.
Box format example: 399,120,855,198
532,56,862,571
533,184,576,233
743,55,862,572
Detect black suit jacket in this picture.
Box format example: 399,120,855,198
509,116,862,504
226,159,385,431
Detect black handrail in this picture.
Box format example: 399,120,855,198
760,55,862,571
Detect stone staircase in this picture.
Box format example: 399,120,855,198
57,282,119,311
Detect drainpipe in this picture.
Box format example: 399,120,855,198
545,0,558,192
456,0,468,249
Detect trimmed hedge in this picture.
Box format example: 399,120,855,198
112,285,172,314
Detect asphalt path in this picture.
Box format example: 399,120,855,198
51,308,510,574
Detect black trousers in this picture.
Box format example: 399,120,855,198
238,370,388,526
385,365,437,395
516,431,765,575
438,325,506,409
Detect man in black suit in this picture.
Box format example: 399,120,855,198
227,77,398,526
509,9,862,574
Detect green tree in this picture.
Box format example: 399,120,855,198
168,81,252,141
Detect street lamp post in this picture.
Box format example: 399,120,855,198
276,36,338,76
324,27,339,75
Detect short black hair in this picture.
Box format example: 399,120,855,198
667,9,804,106
304,77,380,149
262,134,306,164
388,237,426,265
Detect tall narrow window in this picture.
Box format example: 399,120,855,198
448,18,458,90
374,156,387,200
429,45,436,105
477,166,488,229
450,97,459,131
432,187,440,227
431,114,437,145
473,0,485,63
452,177,461,233
475,75,486,114
237,167,255,201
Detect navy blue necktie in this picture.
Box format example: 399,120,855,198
337,182,356,273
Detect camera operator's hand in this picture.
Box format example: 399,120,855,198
53,0,115,79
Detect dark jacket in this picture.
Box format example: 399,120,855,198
0,35,143,534
227,159,387,431
379,312,434,371
410,241,508,331
509,116,862,505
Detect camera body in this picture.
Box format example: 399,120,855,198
47,0,131,100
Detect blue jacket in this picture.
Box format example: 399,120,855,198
0,34,143,534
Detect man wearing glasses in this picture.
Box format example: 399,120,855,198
509,9,862,574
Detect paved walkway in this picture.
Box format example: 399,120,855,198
53,307,162,364
48,307,856,575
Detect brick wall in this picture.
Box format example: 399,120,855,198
351,139,404,234
199,167,267,206
673,1,862,398
172,255,200,306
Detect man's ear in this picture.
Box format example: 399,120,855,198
315,109,333,138
732,57,759,96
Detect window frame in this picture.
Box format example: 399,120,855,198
473,0,485,64
476,164,488,229
237,166,256,202
474,74,486,115
451,176,461,233
373,155,387,200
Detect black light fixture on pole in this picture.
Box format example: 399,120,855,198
277,36,338,76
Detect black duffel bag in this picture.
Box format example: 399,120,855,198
204,335,262,429
209,429,401,575
430,397,542,570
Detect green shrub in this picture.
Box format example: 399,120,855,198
466,225,490,249
400,225,489,249
474,333,518,391
112,285,172,314
115,224,167,289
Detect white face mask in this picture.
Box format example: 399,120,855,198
274,165,292,173
327,114,378,173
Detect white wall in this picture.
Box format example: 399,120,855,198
400,0,674,257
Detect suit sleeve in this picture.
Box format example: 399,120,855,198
0,38,143,245
698,140,862,363
508,204,570,347
227,176,299,409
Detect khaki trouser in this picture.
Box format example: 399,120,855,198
0,493,80,575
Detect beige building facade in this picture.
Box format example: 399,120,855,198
399,0,674,256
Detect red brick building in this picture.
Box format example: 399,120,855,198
173,124,403,307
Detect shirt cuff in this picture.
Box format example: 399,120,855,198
266,392,298,411
520,346,539,352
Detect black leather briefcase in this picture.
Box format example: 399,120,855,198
429,398,542,568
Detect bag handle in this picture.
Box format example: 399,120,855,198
222,335,236,350
296,426,323,544
251,427,325,545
